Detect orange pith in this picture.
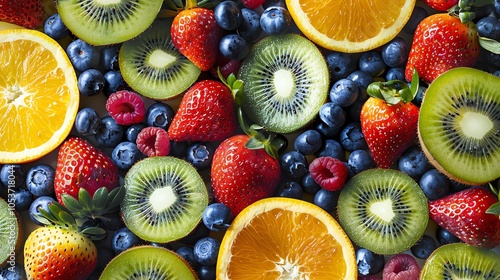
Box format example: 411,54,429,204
217,197,357,279
0,29,79,163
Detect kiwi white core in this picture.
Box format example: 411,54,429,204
95,0,121,5
460,112,493,139
149,50,176,68
370,200,395,222
274,69,295,98
150,186,176,212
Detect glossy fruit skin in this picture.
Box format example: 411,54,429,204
0,0,44,29
360,97,419,169
168,80,237,142
111,227,142,255
26,164,55,197
12,188,33,211
186,142,215,170
410,234,437,259
66,39,101,72
171,7,224,71
78,69,105,96
0,164,25,189
214,0,243,30
325,52,358,82
24,226,97,280
382,254,420,280
94,116,124,148
313,188,339,212
53,136,120,205
202,202,234,231
29,196,56,226
103,70,126,96
146,103,175,129
405,13,479,84
419,169,451,201
293,129,323,155
422,0,458,11
429,187,500,248
319,102,346,129
356,248,385,276
193,237,220,266
135,126,170,157
44,13,70,40
211,135,281,216
105,90,146,126
347,149,375,175
309,156,348,191
397,145,431,181
275,181,303,199
476,16,500,41
339,122,368,152
237,8,263,42
381,37,408,68
260,6,292,35
280,150,308,178
111,141,143,170
358,51,386,76
74,107,102,136
329,78,359,108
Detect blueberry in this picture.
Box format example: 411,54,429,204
358,51,386,76
339,122,367,151
381,37,408,68
100,44,120,71
181,223,212,246
98,212,125,231
95,115,124,148
0,263,26,280
318,102,346,129
262,0,286,8
176,246,201,270
280,150,308,178
146,103,175,129
301,172,322,194
347,149,375,175
313,188,340,212
477,16,500,41
356,248,385,276
436,226,462,245
403,6,428,34
219,34,250,60
329,78,359,108
237,8,263,42
275,181,303,198
197,265,216,280
78,69,105,96
193,237,220,266
124,123,146,143
410,234,437,259
44,13,69,40
293,129,323,155
449,179,470,193
111,141,143,170
347,70,374,91
169,140,189,158
186,142,215,170
26,164,55,197
215,1,243,30
325,52,358,82
260,6,292,35
419,169,451,200
315,139,345,161
346,100,365,122
112,227,142,255
12,188,33,211
74,107,102,136
397,146,431,180
66,39,101,72
29,196,56,225
0,164,25,189
103,70,126,96
385,67,405,81
202,203,234,231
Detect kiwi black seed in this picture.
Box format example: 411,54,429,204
119,18,201,100
238,33,329,134
57,0,163,46
418,67,500,185
121,156,208,243
100,246,197,279
421,243,500,279
0,197,21,266
337,169,428,255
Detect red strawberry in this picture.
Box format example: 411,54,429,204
168,79,238,142
360,78,420,169
429,187,500,248
422,0,458,11
0,0,44,29
54,136,120,204
405,13,479,84
211,134,281,216
171,0,224,71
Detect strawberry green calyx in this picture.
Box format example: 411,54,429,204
366,69,419,105
486,182,500,216
159,0,215,17
218,70,244,106
61,186,125,221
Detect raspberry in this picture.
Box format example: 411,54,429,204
309,157,348,191
105,90,146,125
241,0,266,9
382,254,420,280
136,127,170,157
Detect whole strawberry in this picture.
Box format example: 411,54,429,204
171,0,224,71
405,12,479,84
360,75,420,169
54,136,120,205
0,0,44,29
422,0,458,11
429,187,500,248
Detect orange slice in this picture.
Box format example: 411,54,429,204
0,29,79,163
217,197,357,279
286,0,416,53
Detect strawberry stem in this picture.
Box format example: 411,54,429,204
366,69,419,105
237,108,280,159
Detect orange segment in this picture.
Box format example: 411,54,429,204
0,29,79,163
217,197,357,279
286,0,416,52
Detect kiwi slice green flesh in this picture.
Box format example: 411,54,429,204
121,156,208,243
119,19,201,100
0,198,20,265
100,246,197,280
418,67,500,185
337,169,428,255
57,0,163,46
421,243,500,279
238,33,329,134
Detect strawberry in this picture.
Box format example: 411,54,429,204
170,0,224,71
429,187,500,248
360,74,420,169
242,0,266,9
168,76,239,142
422,0,458,11
0,0,44,29
54,136,120,205
405,12,479,84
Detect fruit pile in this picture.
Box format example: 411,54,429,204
0,0,499,279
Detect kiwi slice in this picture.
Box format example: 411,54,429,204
0,197,20,266
421,243,500,279
337,169,428,255
100,246,197,279
418,67,500,185
121,156,209,243
238,33,329,134
57,0,163,46
119,18,201,100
